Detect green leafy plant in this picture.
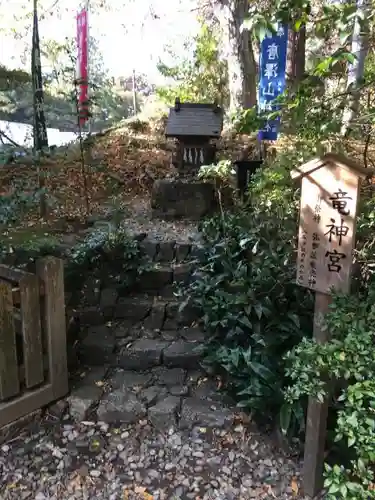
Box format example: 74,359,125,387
179,158,314,426
66,226,142,294
285,281,375,498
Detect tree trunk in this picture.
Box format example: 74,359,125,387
341,0,369,136
293,25,306,84
287,23,306,88
216,0,257,112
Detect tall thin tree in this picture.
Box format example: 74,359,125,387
32,0,48,152
31,0,49,217
340,0,370,137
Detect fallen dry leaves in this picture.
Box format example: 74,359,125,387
2,121,374,235
123,485,154,500
0,125,173,230
291,476,299,496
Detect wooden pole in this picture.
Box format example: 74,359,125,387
132,69,137,115
302,291,332,497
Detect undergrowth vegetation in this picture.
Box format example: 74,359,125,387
179,146,375,497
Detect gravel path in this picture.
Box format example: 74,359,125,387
0,413,306,500
114,196,201,243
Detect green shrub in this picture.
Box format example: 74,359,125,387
285,286,375,498
0,225,142,299
179,159,314,427
65,226,141,295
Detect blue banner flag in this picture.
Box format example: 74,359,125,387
258,23,288,141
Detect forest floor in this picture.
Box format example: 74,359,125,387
0,118,258,247
1,117,374,248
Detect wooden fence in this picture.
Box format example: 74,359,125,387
0,256,68,428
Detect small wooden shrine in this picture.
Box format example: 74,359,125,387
165,98,224,173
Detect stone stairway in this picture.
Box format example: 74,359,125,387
65,237,236,431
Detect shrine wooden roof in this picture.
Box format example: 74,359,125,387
165,102,224,138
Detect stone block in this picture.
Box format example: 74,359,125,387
155,241,176,262
117,339,170,370
114,297,151,321
142,303,166,330
154,367,187,387
68,383,104,421
179,303,202,326
180,328,206,342
192,378,234,405
139,385,168,407
139,240,158,260
148,396,181,430
113,322,131,338
137,267,173,291
163,340,204,369
179,397,233,429
160,330,180,341
78,306,103,326
79,325,115,366
151,179,217,220
165,301,201,327
110,370,152,391
155,284,175,298
175,243,191,262
163,318,179,331
97,391,146,424
100,288,118,314
173,263,195,284
170,385,189,396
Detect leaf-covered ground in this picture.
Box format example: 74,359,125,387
1,116,374,243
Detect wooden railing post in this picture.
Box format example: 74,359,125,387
36,257,68,400
0,281,19,400
19,273,44,388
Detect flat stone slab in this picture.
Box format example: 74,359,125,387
115,298,151,321
68,367,108,421
139,385,168,407
180,328,206,342
79,325,115,366
155,241,176,262
153,367,187,387
68,385,103,422
142,303,166,330
179,397,233,429
137,267,173,291
165,301,201,328
148,396,181,430
117,339,170,370
110,370,152,392
97,391,146,424
163,340,204,369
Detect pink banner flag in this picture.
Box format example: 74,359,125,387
76,8,89,126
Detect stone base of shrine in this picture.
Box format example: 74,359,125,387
151,179,217,220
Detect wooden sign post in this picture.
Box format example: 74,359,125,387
291,153,374,498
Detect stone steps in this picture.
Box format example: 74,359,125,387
113,294,201,330
138,238,205,264
117,338,204,370
68,365,234,430
79,325,205,368
64,234,237,431
135,261,197,293
75,235,206,392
